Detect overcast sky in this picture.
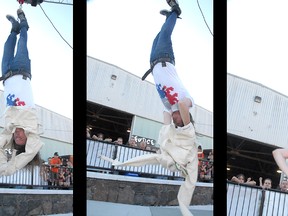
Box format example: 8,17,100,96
87,0,213,112
0,1,73,119
228,0,288,97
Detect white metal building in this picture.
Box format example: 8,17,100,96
228,73,288,148
0,90,73,162
227,73,288,187
87,56,213,150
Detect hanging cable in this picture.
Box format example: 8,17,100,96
39,4,73,49
196,0,213,37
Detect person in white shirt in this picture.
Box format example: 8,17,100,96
0,9,43,176
102,1,198,215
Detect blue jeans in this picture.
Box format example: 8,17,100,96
149,11,177,64
1,27,31,76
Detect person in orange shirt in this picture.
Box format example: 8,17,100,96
49,152,62,187
197,145,205,166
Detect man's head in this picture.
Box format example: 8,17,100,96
129,138,137,147
97,133,104,140
280,180,288,192
263,178,272,189
172,111,184,127
54,152,59,157
236,174,245,184
13,128,27,146
172,111,194,127
116,137,123,144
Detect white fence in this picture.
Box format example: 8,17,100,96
227,181,288,216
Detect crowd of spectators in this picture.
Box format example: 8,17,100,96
41,152,73,189
88,127,214,183
197,147,213,182
229,173,288,193
87,127,158,152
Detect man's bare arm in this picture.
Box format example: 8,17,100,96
163,111,172,125
178,98,192,126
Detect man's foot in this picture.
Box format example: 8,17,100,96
166,0,179,8
171,4,181,16
6,15,20,34
17,9,29,30
160,9,171,17
160,9,182,19
17,9,26,21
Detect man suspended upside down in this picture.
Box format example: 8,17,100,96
0,9,43,176
100,1,197,216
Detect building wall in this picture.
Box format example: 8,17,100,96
87,56,213,149
227,73,288,148
87,56,164,122
0,90,73,161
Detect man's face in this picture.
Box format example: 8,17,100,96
263,180,272,189
281,180,288,191
172,111,184,127
13,128,27,146
117,138,123,144
237,175,245,183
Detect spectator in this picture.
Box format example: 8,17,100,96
92,132,104,141
66,158,73,170
279,179,288,192
230,173,256,185
69,155,73,166
198,160,212,181
199,161,207,180
207,150,213,162
49,152,62,187
139,141,147,150
86,127,91,138
128,138,137,148
104,137,112,142
259,177,272,189
114,137,123,145
58,170,66,187
146,145,152,151
197,145,204,160
40,163,51,189
197,145,204,167
64,168,72,187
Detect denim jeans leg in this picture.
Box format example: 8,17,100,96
11,27,31,75
1,32,17,76
150,32,160,63
150,12,178,64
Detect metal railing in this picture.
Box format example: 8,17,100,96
87,139,181,178
0,164,73,189
227,180,288,216
87,139,213,181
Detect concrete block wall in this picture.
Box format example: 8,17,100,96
87,173,213,206
0,189,73,216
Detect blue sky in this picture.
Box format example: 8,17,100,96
0,1,73,119
87,0,213,112
228,0,288,97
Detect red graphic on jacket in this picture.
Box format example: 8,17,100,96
6,94,26,106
